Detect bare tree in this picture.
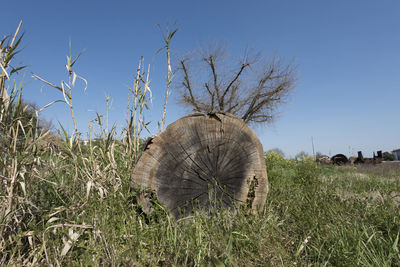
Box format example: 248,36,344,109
176,44,297,124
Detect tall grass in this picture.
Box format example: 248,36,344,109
156,24,177,133
32,41,87,143
1,23,399,266
0,22,157,265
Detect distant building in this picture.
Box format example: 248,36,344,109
393,149,400,161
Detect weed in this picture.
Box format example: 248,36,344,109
1,23,399,266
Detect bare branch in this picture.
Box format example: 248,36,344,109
241,69,274,122
204,55,223,110
221,63,248,109
180,59,200,112
175,44,296,124
204,83,215,112
226,83,240,112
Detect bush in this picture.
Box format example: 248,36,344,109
265,151,321,186
383,152,394,161
265,151,295,182
295,156,321,186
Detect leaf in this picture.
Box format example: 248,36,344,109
23,128,32,150
60,81,72,105
0,62,9,79
1,86,10,110
75,73,88,92
0,36,7,47
72,72,77,86
224,233,233,265
169,28,178,40
58,122,71,148
95,112,102,125
86,181,93,199
5,49,23,64
32,73,71,98
154,45,167,56
38,100,65,112
70,51,83,68
392,232,399,254
12,32,24,49
210,257,225,267
60,228,80,256
10,21,23,48
9,65,27,76
19,181,26,197
98,187,104,199
47,217,59,224
49,207,65,217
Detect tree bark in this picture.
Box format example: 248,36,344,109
131,112,268,217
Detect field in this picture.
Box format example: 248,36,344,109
1,24,400,266
1,134,399,266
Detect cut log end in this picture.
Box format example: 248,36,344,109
131,113,268,217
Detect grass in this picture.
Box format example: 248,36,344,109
1,23,400,266
1,143,399,265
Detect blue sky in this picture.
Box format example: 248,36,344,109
2,0,399,157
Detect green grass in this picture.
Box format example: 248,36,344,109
264,155,400,266
1,23,399,266
1,145,399,265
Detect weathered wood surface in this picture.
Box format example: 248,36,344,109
131,113,268,217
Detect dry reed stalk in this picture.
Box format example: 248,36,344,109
32,41,87,144
157,24,177,133
124,57,152,166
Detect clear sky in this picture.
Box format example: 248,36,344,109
2,0,400,158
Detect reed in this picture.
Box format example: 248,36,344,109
0,22,399,266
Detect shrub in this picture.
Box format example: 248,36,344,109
265,151,295,182
265,151,321,186
295,156,321,186
383,151,394,161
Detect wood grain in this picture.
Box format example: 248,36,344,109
131,113,268,217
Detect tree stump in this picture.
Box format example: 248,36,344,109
131,113,268,217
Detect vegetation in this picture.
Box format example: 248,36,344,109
383,151,395,161
1,23,399,266
176,44,297,124
266,147,285,157
295,150,311,160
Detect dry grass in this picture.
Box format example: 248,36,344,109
1,23,399,266
357,161,400,177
